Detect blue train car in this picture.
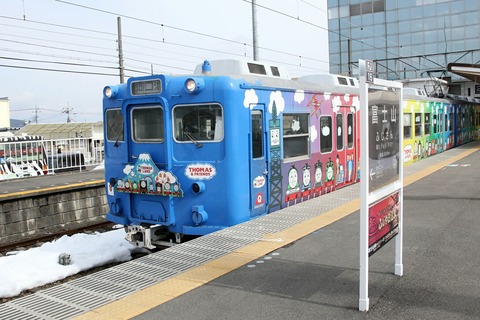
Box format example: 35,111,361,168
103,59,360,248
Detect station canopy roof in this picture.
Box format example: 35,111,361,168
447,63,480,83
14,121,103,139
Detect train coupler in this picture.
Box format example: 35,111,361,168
125,225,169,249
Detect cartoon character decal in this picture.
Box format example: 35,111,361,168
313,160,323,194
324,157,335,192
116,153,183,197
336,154,344,184
325,158,334,183
346,154,355,182
270,128,280,146
285,165,300,202
307,94,324,118
302,163,311,191
301,163,311,198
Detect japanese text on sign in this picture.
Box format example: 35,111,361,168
368,88,400,193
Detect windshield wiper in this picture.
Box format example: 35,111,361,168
114,129,123,147
184,130,202,148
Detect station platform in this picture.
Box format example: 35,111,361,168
1,141,479,320
0,169,104,200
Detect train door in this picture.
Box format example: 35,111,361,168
126,104,170,224
250,107,269,217
334,112,345,187
436,106,444,152
345,110,357,184
128,105,165,163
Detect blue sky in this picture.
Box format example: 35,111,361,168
1,0,328,123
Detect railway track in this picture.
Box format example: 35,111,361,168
0,221,115,256
0,221,174,304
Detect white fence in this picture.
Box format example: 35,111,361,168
0,137,104,181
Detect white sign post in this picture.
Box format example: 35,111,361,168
359,59,404,312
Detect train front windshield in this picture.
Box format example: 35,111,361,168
105,109,124,144
132,106,164,142
173,104,224,143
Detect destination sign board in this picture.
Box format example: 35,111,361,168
359,59,403,312
368,87,401,193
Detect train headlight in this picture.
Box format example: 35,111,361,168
104,86,118,98
192,182,205,194
184,78,204,94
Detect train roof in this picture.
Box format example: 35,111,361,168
402,86,451,103
398,77,449,98
403,87,428,97
446,94,480,103
402,88,480,104
194,59,291,79
297,74,358,89
193,59,359,95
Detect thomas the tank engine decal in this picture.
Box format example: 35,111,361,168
115,153,183,197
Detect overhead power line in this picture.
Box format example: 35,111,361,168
1,1,336,76
52,0,330,65
0,47,118,64
0,63,118,76
0,22,114,42
0,38,117,59
0,31,114,52
0,15,116,37
0,56,119,70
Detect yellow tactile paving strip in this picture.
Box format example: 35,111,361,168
75,144,479,320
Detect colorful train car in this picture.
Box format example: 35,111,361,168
401,88,479,165
447,95,479,145
401,88,452,165
103,59,360,248
103,59,479,248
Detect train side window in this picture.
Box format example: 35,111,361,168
173,104,224,142
132,106,164,142
336,113,343,150
403,113,412,139
444,114,448,131
320,116,332,153
449,112,454,131
424,113,431,136
433,114,437,134
283,113,309,160
347,113,354,148
251,110,263,159
414,114,422,137
106,108,124,142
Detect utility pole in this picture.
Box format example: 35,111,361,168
62,105,74,123
252,0,259,61
33,105,40,123
117,16,125,84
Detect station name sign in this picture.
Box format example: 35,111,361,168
359,59,403,312
368,88,401,193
